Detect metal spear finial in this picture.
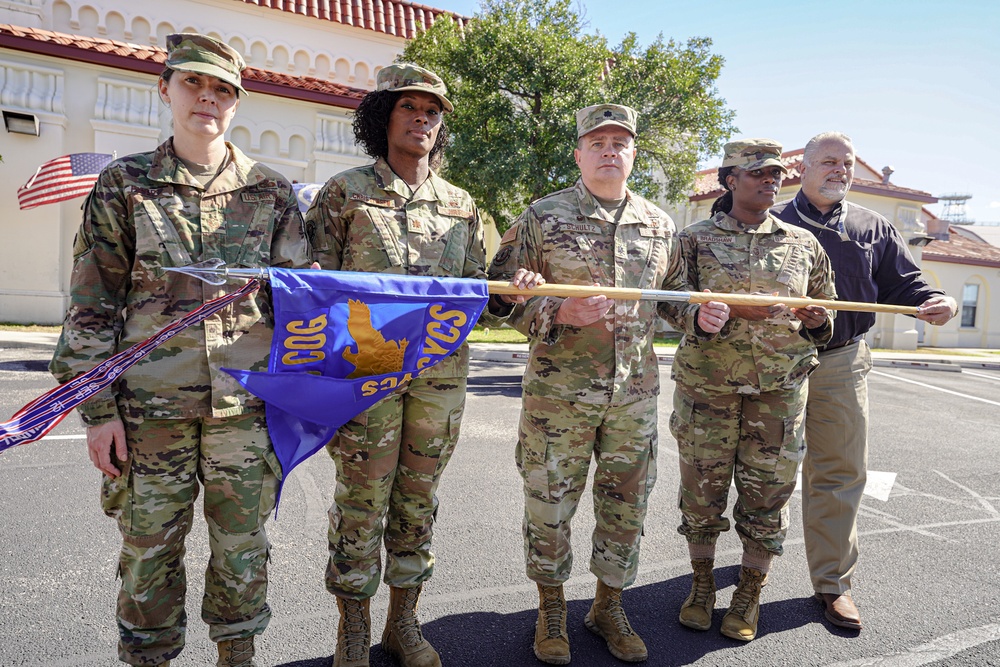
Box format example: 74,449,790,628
164,258,268,285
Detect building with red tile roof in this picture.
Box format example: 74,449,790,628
0,0,468,323
924,228,1000,268
0,23,369,107
920,227,1000,348
238,0,470,40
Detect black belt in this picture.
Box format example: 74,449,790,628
819,336,862,353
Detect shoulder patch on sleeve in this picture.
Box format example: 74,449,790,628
492,245,513,266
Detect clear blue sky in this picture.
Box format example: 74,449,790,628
439,0,1000,223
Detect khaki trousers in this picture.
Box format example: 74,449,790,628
802,340,873,595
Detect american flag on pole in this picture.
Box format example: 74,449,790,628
17,153,113,210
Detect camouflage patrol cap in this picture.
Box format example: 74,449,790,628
376,63,454,112
721,138,788,173
576,104,637,138
165,33,248,96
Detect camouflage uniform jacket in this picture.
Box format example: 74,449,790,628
488,179,703,406
50,139,310,425
306,157,494,379
672,211,836,395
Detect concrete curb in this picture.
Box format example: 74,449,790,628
0,331,60,348
1,331,995,373
471,343,999,373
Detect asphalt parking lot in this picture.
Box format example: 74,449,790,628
1,338,999,666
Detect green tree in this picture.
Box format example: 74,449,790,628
403,0,735,231
603,33,734,205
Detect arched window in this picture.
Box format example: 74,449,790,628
961,283,980,328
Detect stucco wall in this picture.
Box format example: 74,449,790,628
0,0,416,323
920,261,999,349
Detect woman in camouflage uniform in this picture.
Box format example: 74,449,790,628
50,33,309,667
307,64,535,667
670,139,835,642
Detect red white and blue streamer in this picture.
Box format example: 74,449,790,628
0,280,260,452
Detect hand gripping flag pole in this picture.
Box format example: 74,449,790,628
167,258,919,315
135,260,919,508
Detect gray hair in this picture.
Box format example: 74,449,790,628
803,132,854,164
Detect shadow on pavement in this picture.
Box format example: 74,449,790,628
467,374,523,398
0,359,50,372
275,565,833,667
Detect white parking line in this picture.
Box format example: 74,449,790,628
824,623,1000,666
871,370,1000,407
963,369,1000,383
934,470,999,516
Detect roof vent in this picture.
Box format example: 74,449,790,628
881,165,894,184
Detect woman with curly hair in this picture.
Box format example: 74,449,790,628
306,63,535,667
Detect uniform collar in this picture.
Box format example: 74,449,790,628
374,156,447,203
574,178,640,224
148,139,269,193
712,210,784,235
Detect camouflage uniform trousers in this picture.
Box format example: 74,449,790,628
326,376,466,600
670,382,807,558
101,411,278,666
518,392,658,589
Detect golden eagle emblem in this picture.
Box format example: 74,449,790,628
342,299,408,378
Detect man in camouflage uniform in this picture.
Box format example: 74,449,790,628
50,33,310,667
669,139,835,642
307,63,531,667
488,104,730,665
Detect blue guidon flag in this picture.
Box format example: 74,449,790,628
223,269,489,492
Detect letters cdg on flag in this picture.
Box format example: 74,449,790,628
223,268,489,492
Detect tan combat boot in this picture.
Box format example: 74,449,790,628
217,637,255,667
584,580,647,662
382,585,441,667
534,584,570,665
679,558,716,631
334,596,371,667
720,566,766,641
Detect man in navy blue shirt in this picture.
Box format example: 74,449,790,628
772,132,956,631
